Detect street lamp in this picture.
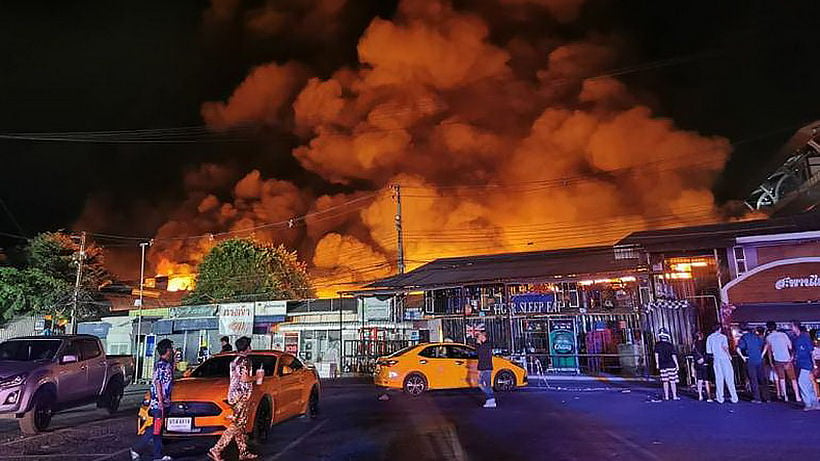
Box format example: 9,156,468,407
134,241,150,384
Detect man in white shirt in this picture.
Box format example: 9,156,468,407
762,321,801,403
706,323,738,403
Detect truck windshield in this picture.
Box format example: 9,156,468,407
0,339,62,361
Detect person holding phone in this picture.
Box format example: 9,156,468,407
131,338,174,461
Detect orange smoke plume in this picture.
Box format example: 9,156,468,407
150,0,733,298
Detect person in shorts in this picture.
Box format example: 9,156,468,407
763,321,801,403
654,330,680,401
692,331,712,401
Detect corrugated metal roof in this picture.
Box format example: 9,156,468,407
369,245,639,290
616,211,820,252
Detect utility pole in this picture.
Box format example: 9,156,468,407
70,232,86,335
392,184,405,274
134,241,149,384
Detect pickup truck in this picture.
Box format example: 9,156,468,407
0,334,134,434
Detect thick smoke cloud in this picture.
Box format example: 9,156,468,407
149,0,731,296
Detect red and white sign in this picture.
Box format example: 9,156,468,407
219,303,254,336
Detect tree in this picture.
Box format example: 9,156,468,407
0,267,72,322
186,238,314,304
0,233,114,323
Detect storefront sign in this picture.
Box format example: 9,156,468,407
219,303,254,336
775,275,820,290
510,293,559,314
174,317,218,331
255,300,287,316
171,305,218,318
361,297,391,321
547,318,578,372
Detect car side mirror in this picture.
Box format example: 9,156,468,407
281,366,293,376
60,354,78,364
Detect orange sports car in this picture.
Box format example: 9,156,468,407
137,351,320,439
373,342,528,396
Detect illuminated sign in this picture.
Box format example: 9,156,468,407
775,275,820,290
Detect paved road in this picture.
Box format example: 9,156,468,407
1,382,819,460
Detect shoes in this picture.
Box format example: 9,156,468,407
240,454,259,460
483,398,497,408
207,449,224,461
130,450,140,461
154,457,172,461
378,394,390,401
672,397,681,401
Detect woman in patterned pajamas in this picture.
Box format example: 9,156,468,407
209,336,259,461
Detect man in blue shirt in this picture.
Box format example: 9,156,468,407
132,338,175,460
790,321,818,411
737,325,769,403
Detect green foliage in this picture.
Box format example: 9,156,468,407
186,238,314,304
0,267,72,322
0,233,114,324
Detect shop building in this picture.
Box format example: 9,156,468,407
364,246,650,376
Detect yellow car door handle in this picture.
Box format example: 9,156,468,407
454,361,464,365
419,360,428,365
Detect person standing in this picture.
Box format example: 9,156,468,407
476,332,496,408
131,339,174,461
692,331,713,402
209,337,259,461
790,321,819,411
737,325,769,403
653,330,680,400
763,321,801,403
706,323,738,404
220,336,233,353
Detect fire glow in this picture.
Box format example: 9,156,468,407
138,0,732,298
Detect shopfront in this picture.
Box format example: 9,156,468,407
722,257,820,331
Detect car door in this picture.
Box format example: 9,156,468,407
446,345,478,388
417,345,452,389
79,339,107,397
275,354,302,419
56,340,86,402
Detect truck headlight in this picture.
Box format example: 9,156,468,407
0,373,27,388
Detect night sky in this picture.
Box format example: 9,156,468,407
2,0,819,268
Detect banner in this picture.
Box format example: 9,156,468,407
547,318,578,371
219,303,254,336
255,300,287,317
361,297,391,320
510,293,559,314
171,305,218,318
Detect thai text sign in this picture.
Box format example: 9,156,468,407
775,275,820,290
255,300,287,316
219,303,254,336
510,293,559,314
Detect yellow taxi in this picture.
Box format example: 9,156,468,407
373,342,527,396
137,351,319,440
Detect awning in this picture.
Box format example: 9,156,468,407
153,319,174,335
254,315,286,325
731,303,820,323
173,317,218,331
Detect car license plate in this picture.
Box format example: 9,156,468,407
166,417,192,432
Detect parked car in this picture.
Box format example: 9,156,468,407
137,351,320,440
373,342,528,396
0,335,134,434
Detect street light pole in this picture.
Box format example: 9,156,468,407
134,241,149,384
70,232,86,335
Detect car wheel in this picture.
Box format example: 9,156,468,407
403,373,427,397
306,387,319,419
251,399,272,442
103,378,124,414
19,389,55,435
493,370,516,392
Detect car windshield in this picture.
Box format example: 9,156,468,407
0,339,62,361
387,345,418,358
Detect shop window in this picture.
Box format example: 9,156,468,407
555,282,579,308
733,246,747,274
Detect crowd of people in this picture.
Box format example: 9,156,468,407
654,321,820,410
